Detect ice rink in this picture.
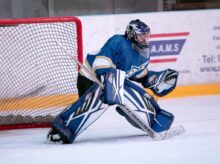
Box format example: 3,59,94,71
0,95,220,164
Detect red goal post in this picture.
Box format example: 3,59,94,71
0,17,83,130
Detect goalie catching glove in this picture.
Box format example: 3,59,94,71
142,69,178,97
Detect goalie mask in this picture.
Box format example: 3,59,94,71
125,19,151,49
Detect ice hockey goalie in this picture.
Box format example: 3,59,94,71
47,19,178,143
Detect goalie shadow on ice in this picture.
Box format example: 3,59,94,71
47,19,185,144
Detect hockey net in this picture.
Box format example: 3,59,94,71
0,17,83,130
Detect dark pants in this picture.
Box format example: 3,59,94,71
77,73,94,97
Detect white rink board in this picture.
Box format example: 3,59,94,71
79,9,220,85
0,10,220,98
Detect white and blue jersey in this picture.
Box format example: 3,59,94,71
81,34,150,81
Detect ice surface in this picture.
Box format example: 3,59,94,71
0,95,220,164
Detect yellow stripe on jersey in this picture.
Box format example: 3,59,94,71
92,56,116,71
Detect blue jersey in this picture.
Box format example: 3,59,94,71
82,35,150,81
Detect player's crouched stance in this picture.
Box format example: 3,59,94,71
47,68,178,144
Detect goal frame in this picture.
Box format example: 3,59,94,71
0,16,83,130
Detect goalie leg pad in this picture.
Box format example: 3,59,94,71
116,106,140,129
117,80,158,129
116,80,174,132
49,84,109,143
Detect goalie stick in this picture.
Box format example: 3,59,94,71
56,42,185,140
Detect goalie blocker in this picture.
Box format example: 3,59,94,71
47,68,177,143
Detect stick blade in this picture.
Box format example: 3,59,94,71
153,125,185,141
